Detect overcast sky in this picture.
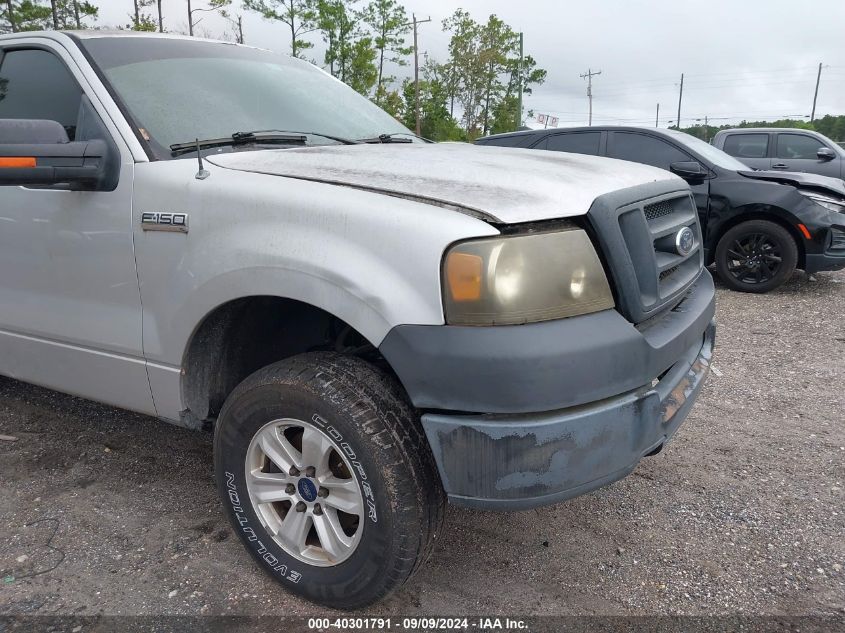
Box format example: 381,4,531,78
98,0,845,131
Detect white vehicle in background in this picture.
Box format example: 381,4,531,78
0,32,715,608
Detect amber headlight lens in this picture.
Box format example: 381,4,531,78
443,229,614,326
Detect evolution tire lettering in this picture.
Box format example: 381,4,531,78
225,471,302,581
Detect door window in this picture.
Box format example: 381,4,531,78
776,134,826,160
0,48,83,140
722,133,769,159
541,132,601,156
608,132,691,170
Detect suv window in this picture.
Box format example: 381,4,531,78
608,132,691,170
481,134,528,148
722,133,769,159
0,49,83,141
538,132,601,155
777,133,826,160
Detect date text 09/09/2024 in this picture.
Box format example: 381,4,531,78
306,618,529,631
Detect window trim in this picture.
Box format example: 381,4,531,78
721,132,771,160
530,130,604,155
605,130,695,168
775,132,832,161
0,44,87,141
65,33,157,162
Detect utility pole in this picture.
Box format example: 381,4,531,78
516,32,524,131
411,14,431,137
676,73,684,129
811,62,823,122
580,68,601,126
655,103,659,128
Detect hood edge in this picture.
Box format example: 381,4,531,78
208,162,502,223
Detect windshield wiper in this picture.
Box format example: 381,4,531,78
170,131,307,156
358,133,414,144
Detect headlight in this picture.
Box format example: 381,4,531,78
801,190,845,214
442,229,614,326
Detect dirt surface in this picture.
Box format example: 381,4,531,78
1,269,843,618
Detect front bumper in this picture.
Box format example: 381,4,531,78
804,252,845,273
421,320,714,510
379,269,717,510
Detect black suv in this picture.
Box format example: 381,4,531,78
477,127,845,292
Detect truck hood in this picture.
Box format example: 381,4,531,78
206,143,678,224
738,169,845,197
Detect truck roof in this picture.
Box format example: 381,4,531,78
0,29,256,49
714,127,822,134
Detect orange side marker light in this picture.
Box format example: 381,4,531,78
0,157,36,168
797,223,812,240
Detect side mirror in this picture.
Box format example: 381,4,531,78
670,161,708,184
817,147,836,161
0,119,108,190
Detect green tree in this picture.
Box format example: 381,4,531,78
315,0,376,95
48,0,98,28
2,0,52,32
399,68,462,141
440,10,545,137
316,0,356,78
211,0,245,42
345,35,377,95
362,0,410,103
441,9,486,137
504,53,546,128
377,86,403,119
244,0,318,58
477,14,516,135
129,0,156,31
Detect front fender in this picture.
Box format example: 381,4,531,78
132,159,498,366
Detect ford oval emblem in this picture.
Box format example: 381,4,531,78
675,227,695,256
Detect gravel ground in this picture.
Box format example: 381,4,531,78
0,269,843,618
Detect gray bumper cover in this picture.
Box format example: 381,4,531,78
380,270,715,414
379,269,716,510
422,319,714,509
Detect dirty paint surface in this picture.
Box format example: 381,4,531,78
207,143,678,225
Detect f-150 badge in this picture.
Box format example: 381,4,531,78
141,212,188,232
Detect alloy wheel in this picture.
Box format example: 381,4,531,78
244,419,364,567
725,233,783,285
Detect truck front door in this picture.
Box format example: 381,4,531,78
0,41,154,414
772,132,842,179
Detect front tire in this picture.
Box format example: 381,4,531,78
213,352,445,609
715,220,798,293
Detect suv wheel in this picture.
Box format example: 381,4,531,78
214,352,445,609
715,220,798,293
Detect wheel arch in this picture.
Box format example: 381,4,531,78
707,206,806,269
180,295,394,426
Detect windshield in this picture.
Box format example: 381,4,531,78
663,129,750,171
79,36,415,159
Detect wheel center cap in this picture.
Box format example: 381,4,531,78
298,477,318,502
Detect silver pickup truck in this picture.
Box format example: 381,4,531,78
0,31,715,608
